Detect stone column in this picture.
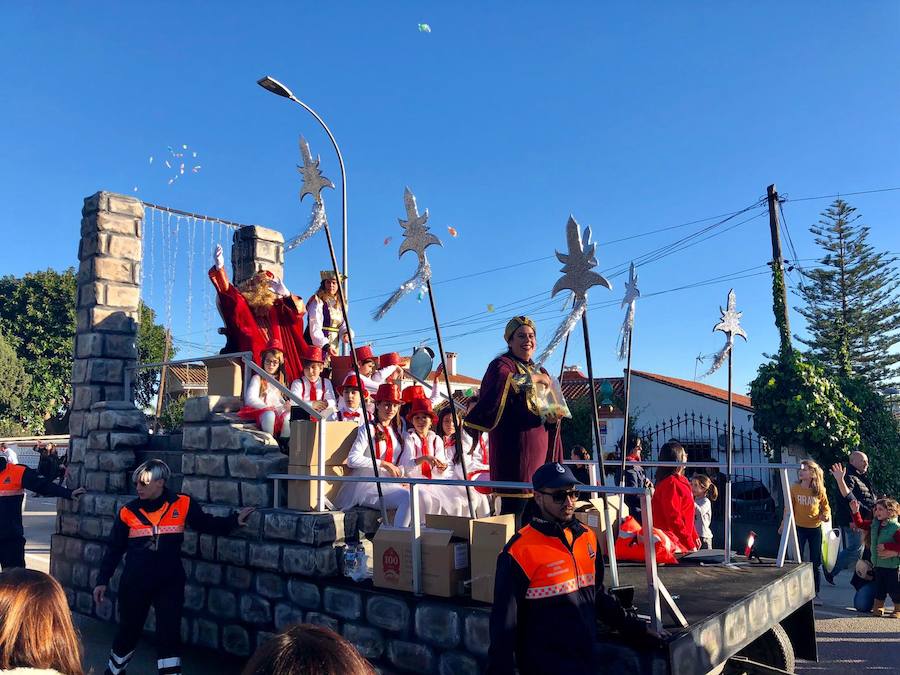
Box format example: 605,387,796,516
232,226,284,287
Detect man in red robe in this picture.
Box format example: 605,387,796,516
208,244,309,383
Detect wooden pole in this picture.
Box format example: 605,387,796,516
767,184,791,351
153,329,171,433
425,278,477,520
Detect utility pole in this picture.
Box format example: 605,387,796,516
767,184,792,352
154,329,172,431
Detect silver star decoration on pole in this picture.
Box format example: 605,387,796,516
538,216,612,365
622,262,640,308
372,187,443,320
297,136,335,204
398,187,442,262
703,289,748,377
617,262,640,361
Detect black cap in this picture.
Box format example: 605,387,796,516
532,462,582,491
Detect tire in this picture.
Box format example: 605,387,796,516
734,623,795,673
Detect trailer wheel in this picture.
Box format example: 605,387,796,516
735,623,795,673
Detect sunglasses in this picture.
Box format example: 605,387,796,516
538,489,578,504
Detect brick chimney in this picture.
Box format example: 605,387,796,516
446,352,458,376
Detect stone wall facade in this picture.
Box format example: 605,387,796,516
232,226,284,288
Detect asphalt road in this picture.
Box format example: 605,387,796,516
21,498,900,674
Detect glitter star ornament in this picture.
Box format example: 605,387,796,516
703,289,748,377
617,262,640,360
538,216,612,365
297,136,335,204
373,187,443,320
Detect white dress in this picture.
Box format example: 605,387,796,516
445,431,492,517
245,374,288,409
290,376,337,420
358,365,400,395
401,431,468,517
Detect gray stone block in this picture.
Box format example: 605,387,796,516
183,425,210,450
305,612,339,633
97,450,135,472
217,538,248,566
181,531,198,556
103,334,137,359
264,511,299,540
65,537,85,560
184,396,243,423
228,452,287,479
60,515,80,536
234,509,263,539
240,594,272,624
108,471,128,493
282,545,316,576
222,625,250,656
109,433,147,451
53,560,73,587
388,640,434,673
72,563,90,589
182,453,196,474
209,479,241,506
415,604,461,649
298,512,344,546
182,559,193,579
199,534,217,561
83,452,99,471
225,565,253,590
255,572,285,599
240,481,272,508
354,507,382,536
84,543,105,564
248,542,281,571
94,495,119,517
184,584,205,611
85,471,108,493
439,652,480,675
222,624,251,657
99,409,146,431
463,610,490,656
76,591,93,615
207,589,238,619
181,477,209,502
324,587,362,621
80,517,103,539
274,603,305,631
196,453,228,477
287,579,321,609
343,622,385,660
101,518,114,538
192,618,219,649
193,562,223,586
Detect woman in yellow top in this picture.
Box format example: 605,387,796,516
779,459,831,596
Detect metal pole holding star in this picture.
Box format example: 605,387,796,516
374,187,477,520
703,288,747,563
281,133,388,523
617,262,640,487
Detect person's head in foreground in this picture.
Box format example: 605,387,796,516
132,459,170,501
532,462,582,523
504,316,537,362
0,568,84,675
241,623,374,675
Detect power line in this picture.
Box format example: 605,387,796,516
782,186,900,203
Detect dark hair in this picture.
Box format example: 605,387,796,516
691,473,718,501
0,569,84,674
568,445,590,460
655,441,687,482
242,623,374,675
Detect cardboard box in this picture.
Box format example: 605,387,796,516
286,464,344,511
469,515,517,603
288,420,358,467
574,496,629,554
206,357,243,397
373,526,470,597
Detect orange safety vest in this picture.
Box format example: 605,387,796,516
0,464,26,497
507,523,597,600
119,494,190,539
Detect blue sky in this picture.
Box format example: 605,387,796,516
2,2,899,399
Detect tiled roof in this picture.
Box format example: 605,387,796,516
168,365,208,388
631,370,753,410
558,376,625,417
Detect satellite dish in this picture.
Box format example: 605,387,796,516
409,346,435,382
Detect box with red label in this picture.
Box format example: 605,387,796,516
372,525,470,598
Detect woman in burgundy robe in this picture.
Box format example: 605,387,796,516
465,316,561,520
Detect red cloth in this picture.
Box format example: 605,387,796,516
237,406,288,436
651,474,699,552
851,512,900,552
209,267,309,383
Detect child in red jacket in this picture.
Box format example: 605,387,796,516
651,441,699,552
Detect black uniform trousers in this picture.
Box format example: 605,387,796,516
0,537,26,570
110,570,185,667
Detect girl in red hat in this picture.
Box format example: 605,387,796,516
289,345,337,419
336,374,368,427
335,384,435,527
437,406,492,516
238,339,292,444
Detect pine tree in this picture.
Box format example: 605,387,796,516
795,199,900,385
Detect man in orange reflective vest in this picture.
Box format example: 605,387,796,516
487,462,661,675
0,455,85,570
93,460,254,675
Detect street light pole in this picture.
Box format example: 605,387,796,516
257,76,349,301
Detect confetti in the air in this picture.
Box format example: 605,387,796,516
133,186,139,192
383,236,393,246
146,144,202,186
192,165,202,173
487,304,495,313
165,160,172,169
149,156,154,165
447,226,458,237
418,23,431,33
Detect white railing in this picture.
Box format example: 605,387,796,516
268,472,686,633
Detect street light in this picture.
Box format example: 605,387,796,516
257,75,349,300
